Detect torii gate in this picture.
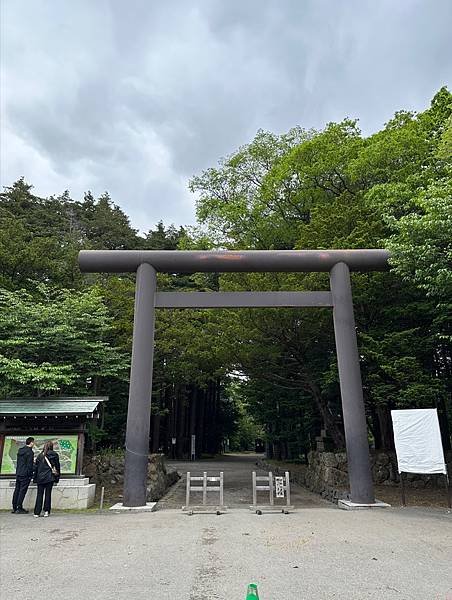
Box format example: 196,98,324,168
79,249,390,507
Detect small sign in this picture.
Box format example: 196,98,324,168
171,437,176,445
275,476,285,498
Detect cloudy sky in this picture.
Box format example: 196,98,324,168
1,1,451,232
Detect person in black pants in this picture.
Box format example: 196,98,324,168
12,437,35,514
33,441,60,517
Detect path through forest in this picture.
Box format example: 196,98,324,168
157,452,329,510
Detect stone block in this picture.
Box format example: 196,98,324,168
322,452,337,468
338,499,391,510
332,468,349,487
335,452,347,468
372,465,390,484
0,478,95,510
83,462,97,478
110,502,156,512
374,452,390,466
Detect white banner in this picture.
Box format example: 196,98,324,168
391,408,447,475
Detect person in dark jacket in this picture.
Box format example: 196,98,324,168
33,441,60,517
12,437,35,514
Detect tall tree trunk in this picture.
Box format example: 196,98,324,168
214,379,221,454
376,406,394,450
196,387,205,457
205,381,213,454
205,381,216,454
168,384,177,458
437,396,451,451
151,412,161,453
308,383,345,448
176,386,186,458
369,403,382,449
298,363,346,448
189,386,198,458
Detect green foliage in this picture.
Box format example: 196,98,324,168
0,286,127,396
385,173,452,300
226,381,263,451
437,116,452,159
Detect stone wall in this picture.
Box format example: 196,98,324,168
260,450,452,504
0,478,95,510
83,452,180,502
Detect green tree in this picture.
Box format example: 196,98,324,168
0,286,127,396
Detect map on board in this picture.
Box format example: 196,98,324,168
0,435,78,475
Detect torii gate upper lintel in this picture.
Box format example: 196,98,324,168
78,249,390,507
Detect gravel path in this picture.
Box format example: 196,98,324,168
2,454,451,599
1,504,451,599
159,453,329,510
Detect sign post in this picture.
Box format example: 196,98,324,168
191,434,196,461
171,437,176,460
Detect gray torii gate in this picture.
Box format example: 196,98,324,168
79,249,390,507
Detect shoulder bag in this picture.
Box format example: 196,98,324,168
44,455,59,478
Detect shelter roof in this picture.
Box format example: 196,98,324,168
0,397,107,416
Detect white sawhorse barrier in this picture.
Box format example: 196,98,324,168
182,471,226,515
251,471,293,514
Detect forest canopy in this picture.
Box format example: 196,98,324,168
1,87,451,457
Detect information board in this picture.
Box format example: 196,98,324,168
0,434,78,475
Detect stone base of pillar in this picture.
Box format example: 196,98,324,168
109,502,157,512
338,499,391,510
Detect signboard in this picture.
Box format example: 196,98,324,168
190,434,196,460
0,434,78,475
275,476,285,498
391,409,447,474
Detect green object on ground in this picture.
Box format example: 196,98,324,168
246,583,259,599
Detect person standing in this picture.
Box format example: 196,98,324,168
12,437,35,514
33,441,60,517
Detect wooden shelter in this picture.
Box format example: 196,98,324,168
0,397,107,477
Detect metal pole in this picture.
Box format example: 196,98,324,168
330,262,375,504
123,263,157,507
186,472,191,508
285,471,291,507
99,486,105,511
400,472,406,507
446,471,451,509
202,472,207,506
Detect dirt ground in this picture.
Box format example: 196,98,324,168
375,484,451,509
263,458,451,510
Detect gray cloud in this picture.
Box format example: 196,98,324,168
1,0,451,232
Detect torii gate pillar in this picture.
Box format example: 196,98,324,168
330,262,374,503
123,263,157,507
